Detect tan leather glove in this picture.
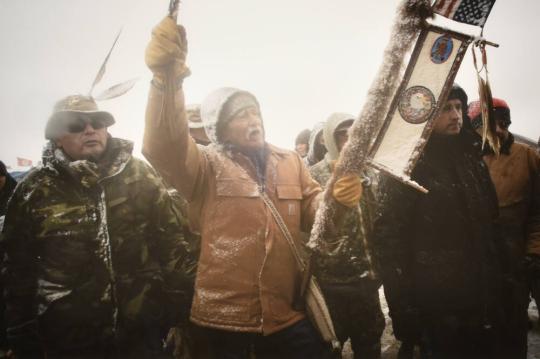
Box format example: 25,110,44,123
145,16,190,85
332,173,363,208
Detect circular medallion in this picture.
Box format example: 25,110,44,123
398,86,436,124
430,35,454,64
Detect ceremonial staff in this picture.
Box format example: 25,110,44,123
307,0,434,251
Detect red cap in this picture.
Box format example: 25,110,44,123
468,98,509,120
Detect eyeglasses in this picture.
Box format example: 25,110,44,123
61,115,107,133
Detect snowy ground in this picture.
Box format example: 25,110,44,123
342,289,540,359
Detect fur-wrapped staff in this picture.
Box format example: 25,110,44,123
307,0,433,252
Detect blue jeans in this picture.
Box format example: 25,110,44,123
203,318,331,359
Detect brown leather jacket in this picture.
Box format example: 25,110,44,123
484,138,540,259
143,85,322,335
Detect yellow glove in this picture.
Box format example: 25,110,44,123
332,173,363,208
145,16,190,85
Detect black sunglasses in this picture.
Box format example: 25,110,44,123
62,115,107,133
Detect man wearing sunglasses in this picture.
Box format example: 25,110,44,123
1,95,194,357
469,98,540,358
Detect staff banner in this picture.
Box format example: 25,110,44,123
368,26,472,192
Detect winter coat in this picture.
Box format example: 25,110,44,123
309,112,379,289
483,134,540,261
143,86,322,335
0,172,16,217
1,138,192,355
373,130,504,341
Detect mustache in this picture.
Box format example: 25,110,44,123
246,126,263,139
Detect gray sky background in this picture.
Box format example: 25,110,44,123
1,0,539,169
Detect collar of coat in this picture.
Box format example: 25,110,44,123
482,132,514,156
42,137,134,188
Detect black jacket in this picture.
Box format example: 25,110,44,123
373,130,504,340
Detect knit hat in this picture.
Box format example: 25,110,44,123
200,88,260,144
295,129,311,146
468,98,511,129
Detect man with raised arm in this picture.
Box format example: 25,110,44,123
143,16,362,358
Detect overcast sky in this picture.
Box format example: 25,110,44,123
1,0,539,168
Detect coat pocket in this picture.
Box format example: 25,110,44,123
275,184,303,230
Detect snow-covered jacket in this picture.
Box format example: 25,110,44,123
483,134,540,262
143,86,322,335
310,112,379,288
373,130,504,341
1,138,192,354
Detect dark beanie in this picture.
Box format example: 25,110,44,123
448,84,470,129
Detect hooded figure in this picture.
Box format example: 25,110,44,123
469,97,540,358
143,17,364,358
310,113,385,359
186,104,211,146
374,85,506,358
294,129,311,158
303,122,327,167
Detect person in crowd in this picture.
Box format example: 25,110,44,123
294,128,311,158
1,94,193,358
143,16,363,358
304,122,327,167
310,113,385,358
186,104,211,146
374,85,505,358
469,98,540,358
0,161,16,217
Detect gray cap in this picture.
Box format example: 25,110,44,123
45,95,115,139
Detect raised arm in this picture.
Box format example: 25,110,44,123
143,17,207,201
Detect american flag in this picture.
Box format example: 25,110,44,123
433,0,496,27
17,157,33,167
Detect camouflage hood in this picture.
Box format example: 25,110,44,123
323,112,355,161
42,137,133,188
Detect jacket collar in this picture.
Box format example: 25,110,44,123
42,137,133,188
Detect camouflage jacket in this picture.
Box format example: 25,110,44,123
1,138,193,354
309,157,380,287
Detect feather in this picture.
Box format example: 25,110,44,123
93,78,138,101
88,29,123,96
472,44,500,154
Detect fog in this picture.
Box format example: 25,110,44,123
1,0,538,168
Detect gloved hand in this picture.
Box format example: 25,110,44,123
145,16,190,85
332,173,363,208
